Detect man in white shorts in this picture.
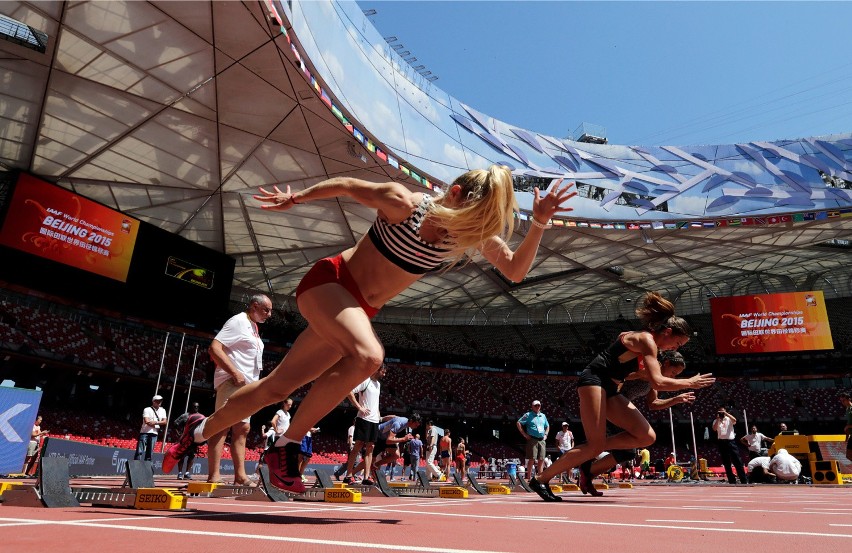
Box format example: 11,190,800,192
343,364,386,486
207,293,272,486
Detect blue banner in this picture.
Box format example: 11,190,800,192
0,386,42,475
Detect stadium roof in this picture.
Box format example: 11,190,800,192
1,1,850,325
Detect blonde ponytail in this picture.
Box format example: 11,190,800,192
429,165,518,263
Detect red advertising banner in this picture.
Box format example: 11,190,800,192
710,291,834,354
0,174,140,282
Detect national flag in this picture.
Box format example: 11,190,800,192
589,222,602,228
815,211,828,220
651,221,664,230
352,127,365,144
689,222,703,228
614,223,626,230
677,222,689,229
553,219,565,227
703,222,715,228
767,216,780,225
728,218,741,226
792,213,805,222
365,140,376,153
664,222,677,229
841,209,852,218
331,104,345,123
716,220,727,227
387,155,399,169
410,171,422,184
423,179,433,190
401,166,410,176
639,223,652,229
565,221,577,227
827,210,840,218
601,223,614,229
778,215,791,223
627,223,639,230
741,218,755,226
754,217,766,225
376,149,387,162
577,222,589,228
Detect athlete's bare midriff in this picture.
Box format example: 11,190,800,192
340,236,424,309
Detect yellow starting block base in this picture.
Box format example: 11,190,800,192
439,486,468,499
0,482,25,496
134,488,187,510
618,483,633,489
389,482,410,488
549,484,563,493
324,487,362,503
186,482,219,495
561,483,580,492
594,483,609,491
486,484,511,495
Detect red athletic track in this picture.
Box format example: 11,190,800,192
3,479,852,553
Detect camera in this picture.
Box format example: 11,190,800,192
717,412,725,418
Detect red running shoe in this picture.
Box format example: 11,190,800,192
578,460,603,497
263,442,305,494
162,414,205,474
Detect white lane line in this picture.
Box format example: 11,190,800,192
0,519,509,553
646,519,734,524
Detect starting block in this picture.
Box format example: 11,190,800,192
186,481,263,498
323,487,362,503
618,482,633,489
486,483,511,495
561,483,580,491
134,488,188,510
549,484,563,493
439,486,468,499
508,474,534,493
594,482,609,491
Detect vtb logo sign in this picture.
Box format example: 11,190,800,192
0,403,31,442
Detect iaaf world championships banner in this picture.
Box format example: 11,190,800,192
0,174,140,282
710,291,834,355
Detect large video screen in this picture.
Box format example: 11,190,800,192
0,174,140,282
710,291,834,354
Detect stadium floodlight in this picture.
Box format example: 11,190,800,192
384,36,398,43
392,44,404,51
362,9,377,16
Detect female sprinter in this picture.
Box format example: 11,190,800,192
529,292,716,501
165,166,575,493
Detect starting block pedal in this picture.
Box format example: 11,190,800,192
186,482,219,496
439,486,468,499
486,484,511,495
134,488,188,510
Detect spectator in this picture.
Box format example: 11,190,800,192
23,415,48,474
423,420,443,481
334,418,357,480
271,398,293,440
517,399,549,478
769,448,802,482
134,395,166,462
173,402,201,479
298,427,321,482
555,422,574,459
408,433,423,481
351,414,421,481
455,437,467,478
840,392,852,462
740,425,773,460
440,429,453,479
637,447,651,478
747,455,774,484
343,365,386,486
712,406,747,484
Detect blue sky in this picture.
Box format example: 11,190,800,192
364,1,852,147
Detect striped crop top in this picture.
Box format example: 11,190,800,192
367,194,453,274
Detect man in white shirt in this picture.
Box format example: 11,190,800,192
746,455,774,483
769,449,802,482
334,418,357,480
134,395,167,461
342,364,386,486
712,406,747,484
740,425,773,460
206,294,272,485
